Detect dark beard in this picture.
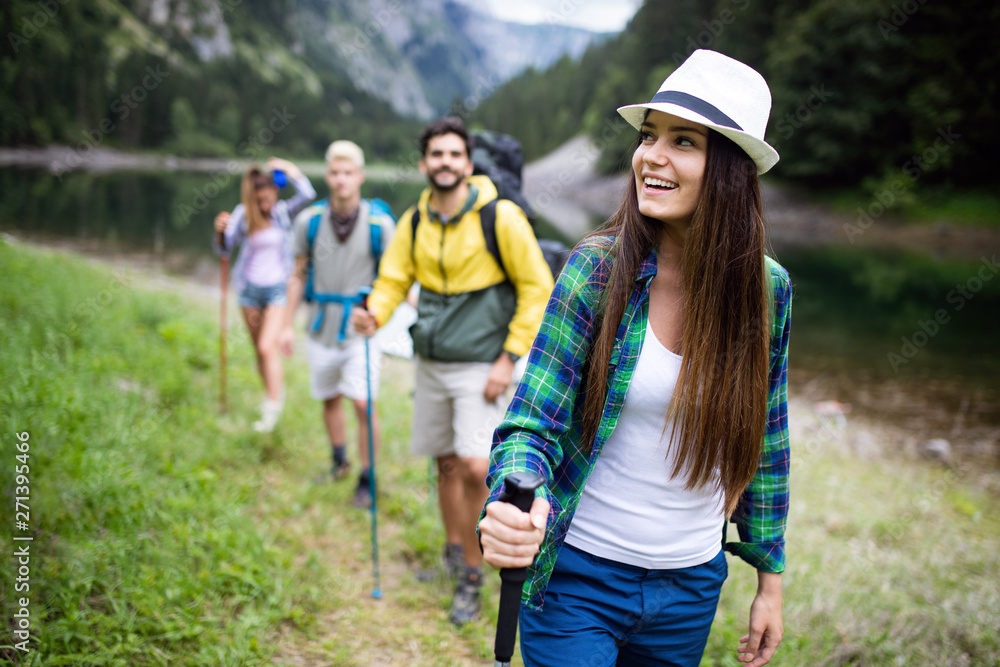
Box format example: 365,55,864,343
429,170,462,191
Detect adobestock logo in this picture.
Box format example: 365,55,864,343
844,125,961,244
338,0,404,64
877,0,929,39
670,0,751,66
176,107,298,224
7,0,71,53
771,85,833,148
886,255,999,373
51,66,171,177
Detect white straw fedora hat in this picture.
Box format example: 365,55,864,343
617,49,779,175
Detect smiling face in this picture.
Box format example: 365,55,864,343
632,110,709,230
419,132,473,192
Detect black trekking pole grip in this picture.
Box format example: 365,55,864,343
493,471,545,667
357,285,371,309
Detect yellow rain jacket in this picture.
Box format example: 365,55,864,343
368,175,554,361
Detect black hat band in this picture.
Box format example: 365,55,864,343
650,91,743,131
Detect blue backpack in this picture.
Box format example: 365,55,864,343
304,198,393,340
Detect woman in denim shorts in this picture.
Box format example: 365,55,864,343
212,157,315,431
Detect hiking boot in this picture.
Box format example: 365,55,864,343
416,543,464,583
332,458,352,480
312,459,350,484
448,566,483,626
352,479,372,509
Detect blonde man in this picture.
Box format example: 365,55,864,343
280,141,395,508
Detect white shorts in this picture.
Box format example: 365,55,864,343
411,358,507,460
305,336,381,402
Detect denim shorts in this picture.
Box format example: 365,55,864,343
238,281,287,309
519,543,728,667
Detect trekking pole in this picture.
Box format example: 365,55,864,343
218,231,228,414
493,471,545,667
359,287,382,599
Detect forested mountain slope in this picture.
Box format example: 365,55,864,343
1,0,602,159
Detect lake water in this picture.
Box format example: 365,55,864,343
2,166,998,458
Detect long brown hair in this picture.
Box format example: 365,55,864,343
580,130,769,517
240,166,274,234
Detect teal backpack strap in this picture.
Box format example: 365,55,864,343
364,198,393,277
369,222,383,276
309,292,366,340
304,199,327,303
367,197,394,221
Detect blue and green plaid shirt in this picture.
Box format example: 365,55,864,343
484,236,792,609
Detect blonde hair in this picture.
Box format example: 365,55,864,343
240,165,273,234
325,140,365,169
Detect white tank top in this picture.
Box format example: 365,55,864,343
564,318,725,569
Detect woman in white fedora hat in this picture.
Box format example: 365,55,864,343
479,50,790,666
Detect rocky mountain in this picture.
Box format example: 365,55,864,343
140,0,604,120
2,0,608,156
289,0,603,119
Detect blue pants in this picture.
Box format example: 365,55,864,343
519,544,728,667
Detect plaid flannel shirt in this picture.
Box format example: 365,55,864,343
484,236,792,609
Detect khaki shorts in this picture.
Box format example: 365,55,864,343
411,358,507,460
305,336,381,402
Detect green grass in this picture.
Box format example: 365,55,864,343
2,239,998,665
706,410,1000,666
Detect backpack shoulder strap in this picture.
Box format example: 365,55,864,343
306,199,327,256
303,200,328,302
479,198,506,279
409,207,421,264
407,201,508,278
369,219,383,263
367,197,395,222
360,199,385,258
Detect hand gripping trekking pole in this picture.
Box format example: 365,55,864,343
359,287,382,599
493,471,545,667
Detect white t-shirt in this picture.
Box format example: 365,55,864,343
564,318,725,569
